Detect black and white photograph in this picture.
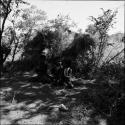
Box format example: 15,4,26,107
0,0,124,125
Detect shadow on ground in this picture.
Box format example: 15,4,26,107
0,72,121,125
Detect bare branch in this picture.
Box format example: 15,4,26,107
106,48,124,64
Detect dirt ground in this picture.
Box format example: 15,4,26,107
0,72,108,125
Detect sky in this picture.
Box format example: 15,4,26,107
24,0,124,34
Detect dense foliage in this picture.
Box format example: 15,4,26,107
0,2,124,124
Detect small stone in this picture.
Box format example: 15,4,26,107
59,104,68,111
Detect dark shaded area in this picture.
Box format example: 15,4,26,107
1,31,124,125
0,72,125,125
62,34,95,58
1,4,124,125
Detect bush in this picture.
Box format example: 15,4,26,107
100,62,124,80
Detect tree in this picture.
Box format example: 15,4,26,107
86,9,118,74
22,14,76,77
0,0,12,39
62,33,95,77
47,14,76,58
0,0,28,73
9,5,47,63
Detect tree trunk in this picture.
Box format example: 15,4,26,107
0,0,12,75
11,41,19,63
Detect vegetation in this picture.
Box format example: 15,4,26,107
0,1,124,125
